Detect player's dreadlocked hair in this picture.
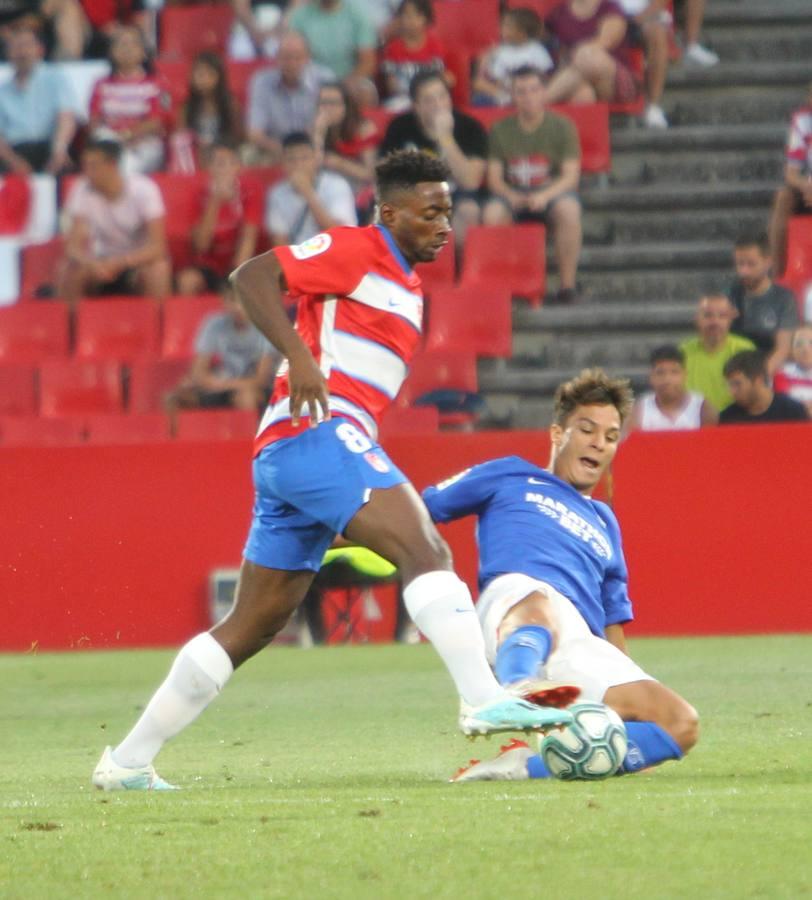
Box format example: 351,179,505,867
553,368,634,426
375,150,450,201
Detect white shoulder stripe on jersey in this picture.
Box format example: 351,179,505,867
347,272,422,332
257,395,378,440
332,330,408,399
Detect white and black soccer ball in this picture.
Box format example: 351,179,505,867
540,702,628,781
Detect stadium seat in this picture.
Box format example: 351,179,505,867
151,172,209,269
433,0,500,57
19,237,63,299
425,283,512,358
609,48,646,116
227,59,270,111
0,173,31,235
158,4,233,61
463,103,611,175
0,303,69,363
175,409,258,441
444,47,472,107
415,242,456,296
395,350,480,428
0,364,37,416
379,404,440,441
129,358,190,413
162,294,224,358
75,299,161,362
39,360,123,417
154,59,190,107
0,415,83,447
784,216,812,282
84,413,171,445
460,225,546,306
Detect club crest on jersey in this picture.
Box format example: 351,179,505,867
291,233,332,259
364,451,390,473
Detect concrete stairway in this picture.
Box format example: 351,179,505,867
480,0,812,428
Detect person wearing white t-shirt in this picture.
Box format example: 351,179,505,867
57,138,172,307
472,7,553,107
627,344,717,433
265,131,357,246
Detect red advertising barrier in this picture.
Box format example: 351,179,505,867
0,425,810,651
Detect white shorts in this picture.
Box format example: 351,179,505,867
477,573,654,702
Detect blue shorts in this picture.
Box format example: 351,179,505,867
244,418,407,572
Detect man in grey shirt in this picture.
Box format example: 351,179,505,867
266,131,357,246
245,32,327,163
728,231,799,375
167,287,280,414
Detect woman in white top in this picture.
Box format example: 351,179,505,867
627,344,718,432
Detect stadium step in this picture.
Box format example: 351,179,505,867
583,207,770,246
578,241,731,272
579,181,777,212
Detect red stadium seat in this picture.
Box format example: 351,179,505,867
0,173,32,236
396,350,480,428
425,283,512,358
175,409,258,441
227,59,270,111
609,48,646,116
151,172,209,268
379,404,440,441
0,415,83,446
433,0,500,57
444,47,472,107
75,299,160,362
84,413,171,445
0,364,37,415
158,4,234,61
0,303,69,363
154,59,191,107
784,216,812,281
463,103,611,174
162,294,223,358
129,358,190,413
415,242,456,296
39,360,123,416
19,238,63,300
460,224,546,306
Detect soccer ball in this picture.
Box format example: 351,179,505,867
539,702,628,781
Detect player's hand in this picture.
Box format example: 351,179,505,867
526,190,550,212
432,109,455,139
288,347,330,428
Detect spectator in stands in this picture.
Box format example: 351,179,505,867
0,26,75,174
680,293,755,412
484,66,582,304
616,0,669,128
675,0,718,67
768,81,812,278
379,70,487,248
312,81,379,207
728,232,799,375
472,6,553,108
245,32,326,164
166,285,279,416
0,0,91,61
88,24,172,174
719,350,808,425
79,0,147,60
177,51,243,163
288,0,376,97
228,0,283,60
380,0,447,112
57,137,171,305
774,326,812,417
627,344,716,432
175,140,262,296
542,0,641,108
265,131,357,246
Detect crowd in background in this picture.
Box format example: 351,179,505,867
0,0,810,431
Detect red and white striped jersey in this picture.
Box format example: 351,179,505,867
774,363,812,405
89,72,173,134
255,225,424,454
786,105,812,175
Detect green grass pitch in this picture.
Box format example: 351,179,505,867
1,636,810,899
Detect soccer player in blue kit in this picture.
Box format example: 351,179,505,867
421,368,700,782
91,151,571,792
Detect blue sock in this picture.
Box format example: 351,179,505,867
494,625,552,686
621,722,683,773
526,721,683,779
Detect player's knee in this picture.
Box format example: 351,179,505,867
670,701,700,754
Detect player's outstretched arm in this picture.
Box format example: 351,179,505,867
230,252,329,426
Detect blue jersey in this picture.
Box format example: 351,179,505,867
422,456,633,638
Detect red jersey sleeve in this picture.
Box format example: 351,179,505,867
273,227,368,298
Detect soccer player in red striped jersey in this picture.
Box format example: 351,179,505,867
92,151,572,792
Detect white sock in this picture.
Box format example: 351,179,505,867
403,571,503,708
113,633,234,769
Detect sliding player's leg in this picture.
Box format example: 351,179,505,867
344,486,572,735
481,575,581,708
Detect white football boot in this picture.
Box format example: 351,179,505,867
92,746,178,791
450,738,534,782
